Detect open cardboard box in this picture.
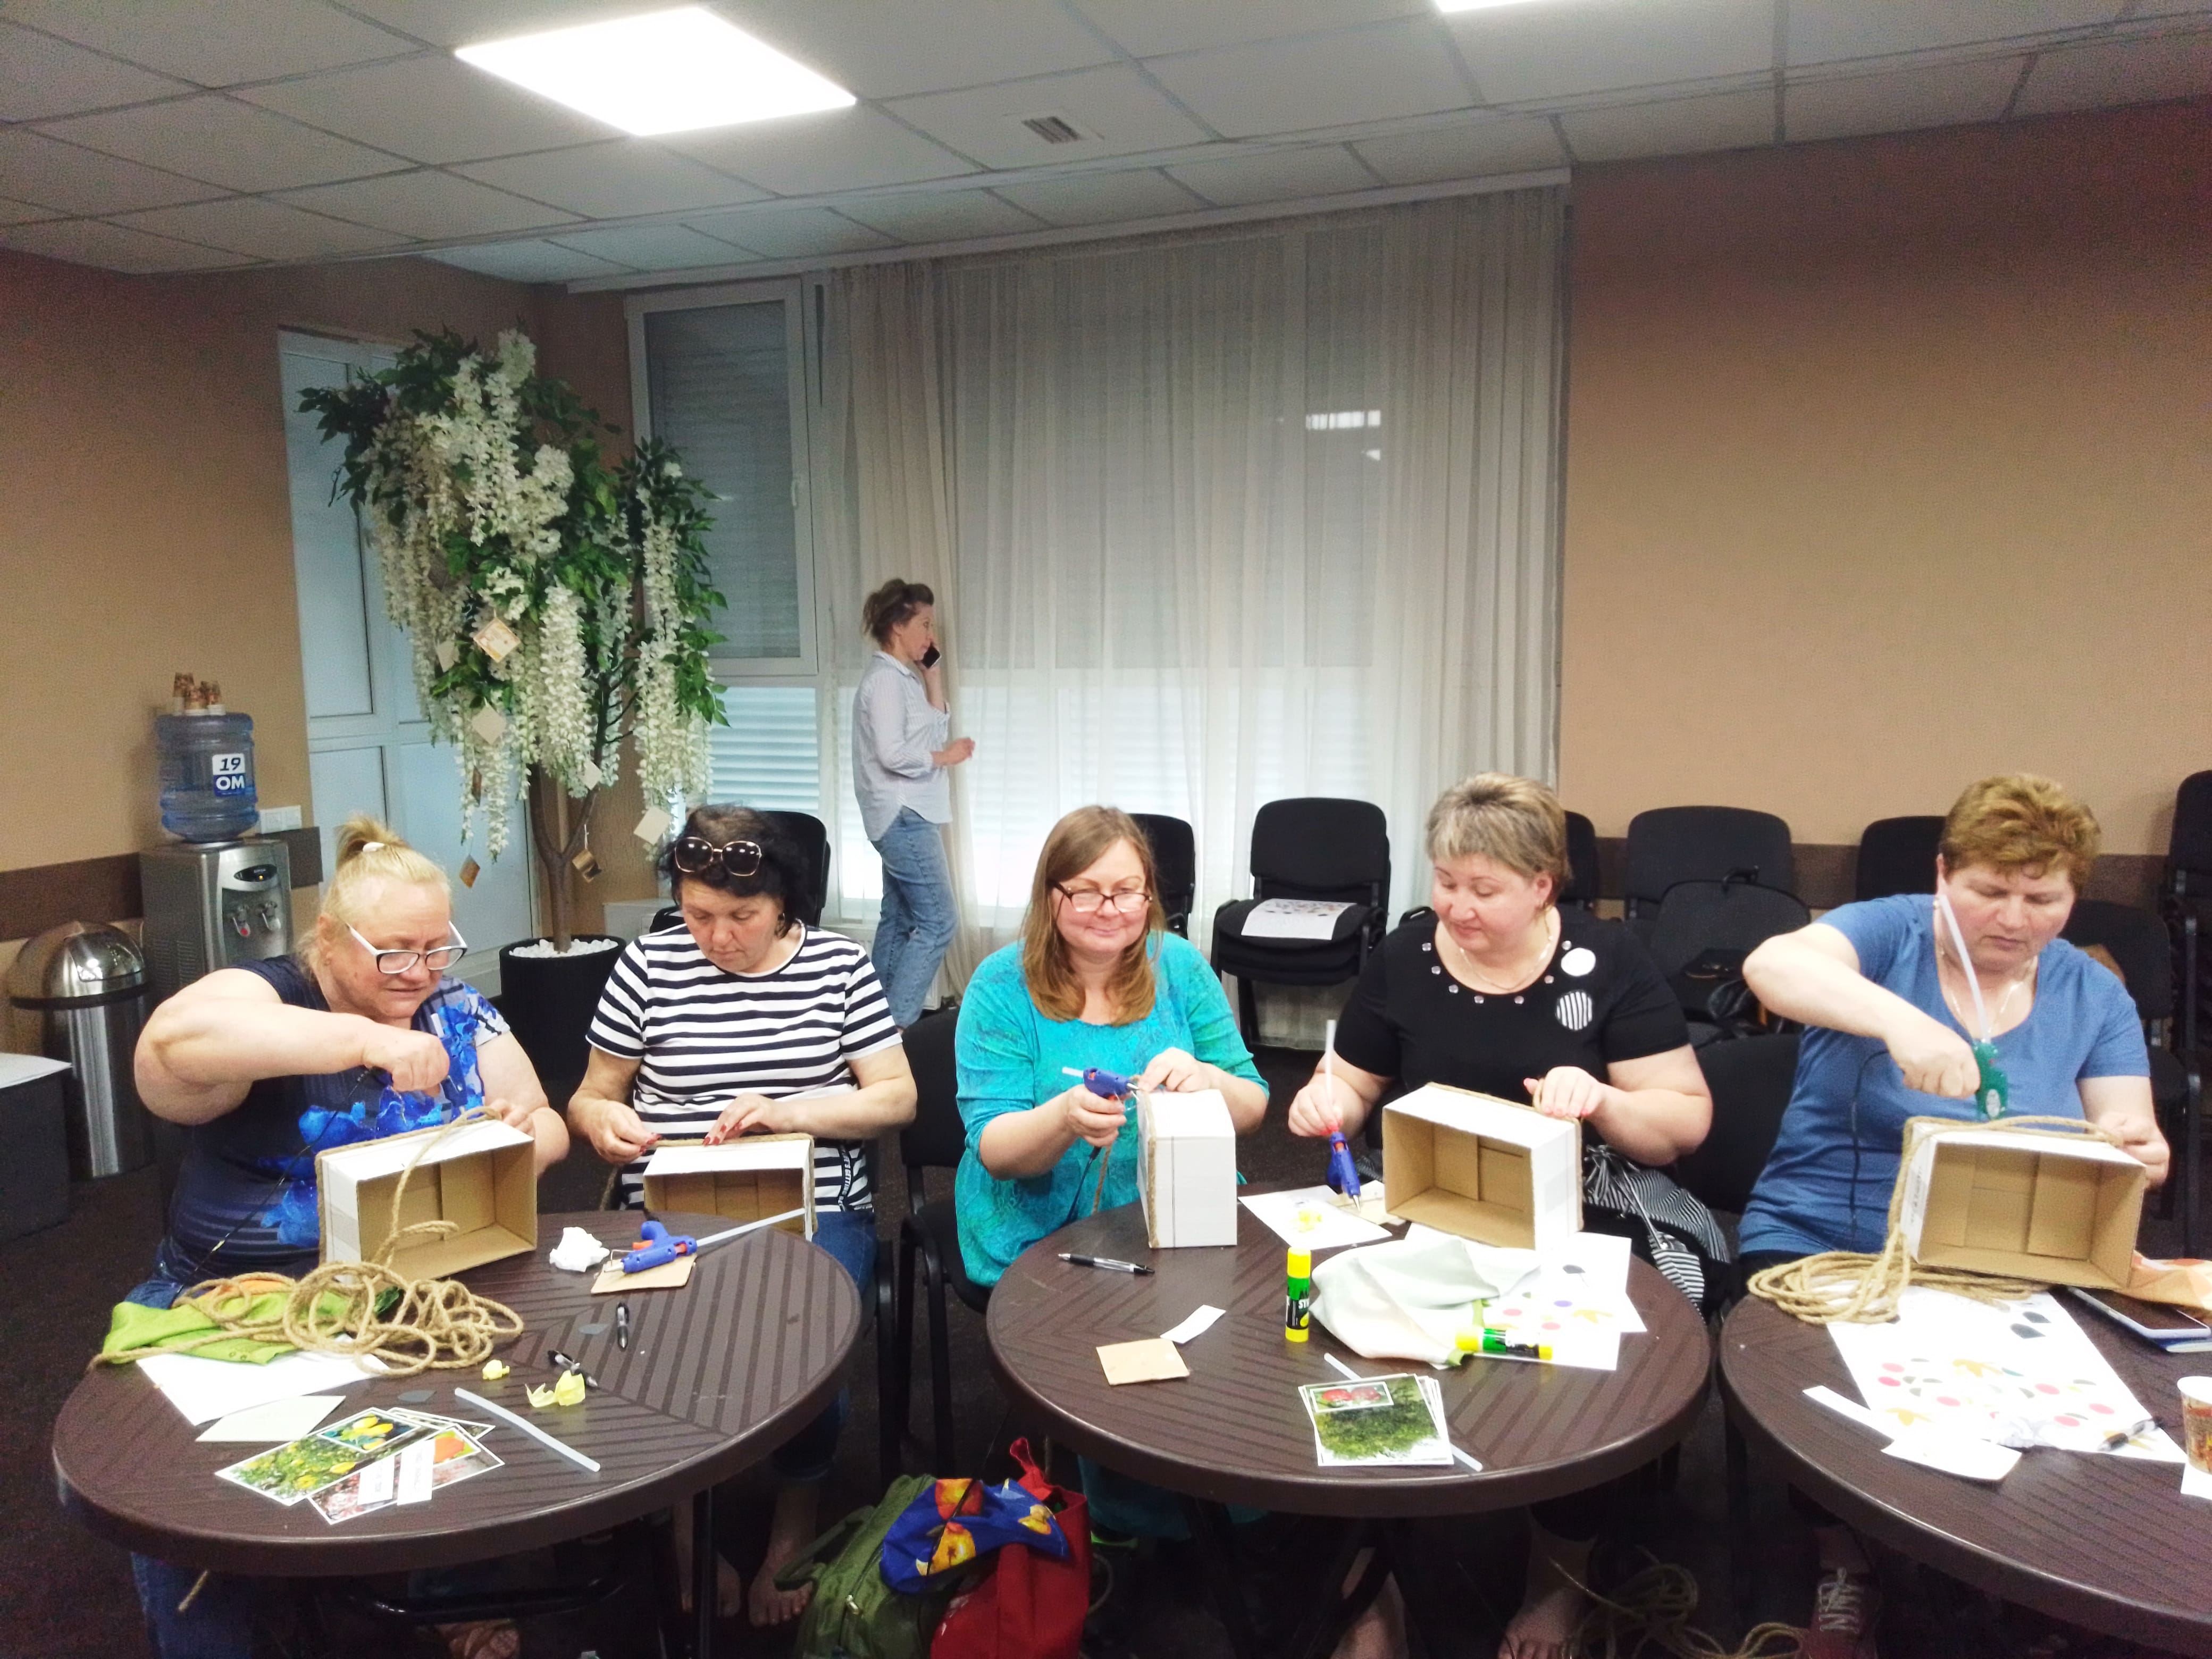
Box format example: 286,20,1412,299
1137,1088,1237,1248
1381,1084,1581,1249
1898,1122,2145,1289
641,1134,815,1239
317,1119,537,1278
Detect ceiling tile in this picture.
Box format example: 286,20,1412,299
836,189,1047,241
1446,0,1774,104
0,196,63,224
994,168,1205,227
337,0,678,51
683,205,893,258
1073,0,1425,59
1785,1,2125,67
455,141,767,217
109,196,411,259
1147,21,1474,139
1557,86,1777,163
428,238,633,281
1353,115,1568,182
548,222,752,267
0,128,223,213
1167,145,1376,206
4,0,415,85
0,21,188,121
884,63,1211,169
2014,27,2212,113
35,96,408,193
238,55,617,165
727,0,1116,98
274,170,581,238
1785,55,2026,141
0,215,242,272
665,106,976,195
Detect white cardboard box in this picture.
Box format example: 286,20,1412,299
317,1119,538,1277
1381,1084,1582,1250
641,1134,816,1239
1897,1122,2145,1290
1137,1088,1238,1249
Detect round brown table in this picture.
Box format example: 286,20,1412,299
986,1194,1712,1656
54,1212,858,1657
1722,1292,2212,1656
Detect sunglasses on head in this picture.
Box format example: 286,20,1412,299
672,835,765,878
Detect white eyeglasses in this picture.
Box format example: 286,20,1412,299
350,921,468,975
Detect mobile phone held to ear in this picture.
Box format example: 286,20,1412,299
920,644,941,669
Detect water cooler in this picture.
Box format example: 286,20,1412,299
140,839,294,1002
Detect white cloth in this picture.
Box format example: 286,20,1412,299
851,650,951,840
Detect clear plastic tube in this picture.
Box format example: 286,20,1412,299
1933,888,1990,1040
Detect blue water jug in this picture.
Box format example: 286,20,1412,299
157,711,258,841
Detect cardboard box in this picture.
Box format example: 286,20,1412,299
1898,1124,2145,1290
640,1134,816,1239
1381,1084,1582,1249
317,1119,537,1278
1137,1088,1238,1249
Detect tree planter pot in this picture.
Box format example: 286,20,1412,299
497,935,623,1086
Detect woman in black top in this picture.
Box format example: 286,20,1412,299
1288,774,1722,1659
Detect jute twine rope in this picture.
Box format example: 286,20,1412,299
1568,1555,1804,1659
1746,1115,2119,1326
94,1107,524,1377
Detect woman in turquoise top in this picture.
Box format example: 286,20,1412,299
954,803,1267,1287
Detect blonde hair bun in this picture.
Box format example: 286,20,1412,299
308,814,452,969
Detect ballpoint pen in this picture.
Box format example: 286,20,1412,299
547,1350,601,1389
1058,1252,1154,1276
2099,1415,2156,1451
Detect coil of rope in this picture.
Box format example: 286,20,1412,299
94,1107,524,1377
1569,1554,1805,1659
1746,1114,2119,1325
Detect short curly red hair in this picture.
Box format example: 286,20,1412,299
1939,774,2100,891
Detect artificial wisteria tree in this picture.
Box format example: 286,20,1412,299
301,328,724,950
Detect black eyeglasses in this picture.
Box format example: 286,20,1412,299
672,835,765,878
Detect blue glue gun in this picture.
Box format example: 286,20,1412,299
1078,1067,1133,1099
1325,1128,1362,1200
623,1219,698,1273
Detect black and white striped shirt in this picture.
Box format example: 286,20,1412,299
586,924,901,1212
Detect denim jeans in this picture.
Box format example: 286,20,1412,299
870,807,958,1028
769,1207,879,1481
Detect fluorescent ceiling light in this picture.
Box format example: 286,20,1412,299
1435,0,1555,12
456,6,854,137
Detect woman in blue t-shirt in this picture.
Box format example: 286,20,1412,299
130,817,566,1659
1738,775,2161,1659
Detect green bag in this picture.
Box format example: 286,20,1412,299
773,1473,957,1659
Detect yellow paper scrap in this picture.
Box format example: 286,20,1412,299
481,1359,508,1380
553,1370,588,1406
526,1382,556,1407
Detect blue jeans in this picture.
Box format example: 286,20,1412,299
769,1207,878,1481
870,808,957,1027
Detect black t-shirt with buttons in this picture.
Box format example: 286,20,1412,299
1333,912,1688,1101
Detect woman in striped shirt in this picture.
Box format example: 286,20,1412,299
571,805,916,1627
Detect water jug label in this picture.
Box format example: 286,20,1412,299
211,752,250,793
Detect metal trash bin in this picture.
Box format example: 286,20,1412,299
5,923,154,1178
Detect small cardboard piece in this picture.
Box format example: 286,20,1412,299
640,1135,816,1239
591,1255,693,1294
1381,1084,1581,1250
1098,1337,1190,1385
317,1120,537,1278
1898,1123,2145,1291
1137,1089,1238,1249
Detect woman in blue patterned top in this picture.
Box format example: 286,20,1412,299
129,816,565,1659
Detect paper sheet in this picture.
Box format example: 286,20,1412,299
1884,1428,2020,1482
141,1349,372,1427
2183,1464,2212,1502
196,1395,345,1444
1098,1338,1189,1385
1161,1305,1226,1345
396,1439,435,1505
1243,1186,1392,1252
1238,899,1351,941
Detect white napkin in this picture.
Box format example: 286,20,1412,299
549,1227,612,1272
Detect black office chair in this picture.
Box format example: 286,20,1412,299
1129,812,1197,937
1560,810,1601,916
2168,772,2212,1089
1623,807,1796,936
1673,1032,1799,1217
887,1009,988,1480
1854,815,1944,902
1211,798,1390,1039
1645,878,1809,1041
2063,899,2201,1252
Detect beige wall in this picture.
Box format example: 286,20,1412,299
1559,98,2212,855
0,249,640,940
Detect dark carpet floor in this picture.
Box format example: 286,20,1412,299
6,1045,2200,1658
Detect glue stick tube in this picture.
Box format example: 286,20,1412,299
1285,1247,1312,1342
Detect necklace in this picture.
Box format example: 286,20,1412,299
1935,933,2037,1037
1437,910,1559,995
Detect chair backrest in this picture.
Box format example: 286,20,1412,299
1646,878,1811,983
1561,810,1601,909
763,810,832,927
1624,806,1795,912
1250,797,1390,904
1128,812,1197,936
648,903,684,934
1854,815,1943,902
1672,1032,1799,1215
2062,899,2173,1021
898,1009,965,1194
2173,772,2212,891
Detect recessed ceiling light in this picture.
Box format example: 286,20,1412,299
455,6,854,137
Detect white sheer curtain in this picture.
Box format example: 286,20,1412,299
816,187,1564,974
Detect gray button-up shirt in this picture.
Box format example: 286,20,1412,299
852,650,951,840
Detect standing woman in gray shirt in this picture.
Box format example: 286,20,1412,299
853,580,973,1026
